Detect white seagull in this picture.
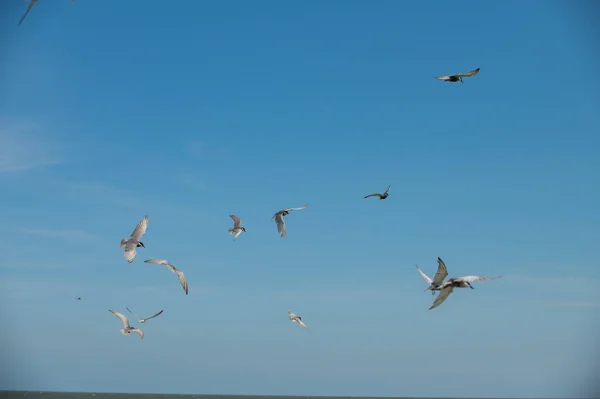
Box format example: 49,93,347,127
364,185,391,200
416,257,449,295
272,204,309,238
120,215,148,263
109,309,144,338
126,305,164,324
228,215,246,240
434,67,480,83
144,259,189,295
288,309,308,329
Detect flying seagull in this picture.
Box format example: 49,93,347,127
228,215,246,240
109,309,144,338
272,204,309,238
416,257,449,295
144,259,188,295
434,68,480,83
76,297,81,301
364,185,391,200
19,0,75,26
288,309,308,329
120,215,148,263
126,305,164,324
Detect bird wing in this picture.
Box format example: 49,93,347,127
125,305,143,321
283,204,309,212
297,319,308,328
19,0,37,25
144,259,168,266
434,75,452,81
433,257,449,285
144,309,164,321
233,229,242,240
429,285,454,310
456,68,480,77
230,215,242,228
129,215,149,241
455,275,502,283
364,193,382,199
274,213,286,237
110,310,130,329
383,185,391,195
130,328,144,339
172,267,189,295
123,241,138,263
415,265,433,285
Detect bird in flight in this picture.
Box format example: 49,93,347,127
416,257,448,295
76,297,82,301
120,215,148,263
19,0,75,26
109,309,144,339
288,309,308,329
272,204,309,238
126,306,164,324
144,259,189,295
434,68,480,83
364,185,391,200
228,215,246,240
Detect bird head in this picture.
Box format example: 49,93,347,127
140,320,146,324
459,77,464,83
137,241,146,248
242,227,247,232
467,282,474,289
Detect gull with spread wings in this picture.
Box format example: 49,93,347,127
126,306,164,324
109,309,144,339
228,215,246,240
272,204,309,238
144,259,188,295
120,215,148,263
434,67,480,83
416,257,448,295
364,185,391,200
288,309,308,330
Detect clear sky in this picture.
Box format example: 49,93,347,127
1,1,599,398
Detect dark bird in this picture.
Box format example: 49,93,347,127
364,185,391,200
434,68,480,83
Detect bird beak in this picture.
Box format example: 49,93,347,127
140,242,146,248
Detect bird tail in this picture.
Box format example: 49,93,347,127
227,228,233,234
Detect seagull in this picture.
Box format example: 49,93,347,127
364,185,391,200
120,215,148,263
434,68,480,83
288,309,308,329
19,0,75,26
228,215,246,240
416,257,449,295
76,297,81,301
144,259,188,295
272,204,309,238
126,305,164,324
109,309,144,338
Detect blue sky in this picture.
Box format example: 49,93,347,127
1,0,599,398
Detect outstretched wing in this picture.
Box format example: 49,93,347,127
433,257,449,286
429,285,454,310
172,267,189,295
415,265,433,285
130,215,149,241
109,309,130,329
296,318,308,328
125,305,143,321
274,213,286,238
233,229,242,240
364,193,382,199
229,215,242,228
144,259,168,266
383,185,391,196
283,204,309,212
455,275,502,283
144,309,164,321
456,67,480,78
130,328,144,339
434,75,452,81
19,0,38,25
124,242,138,263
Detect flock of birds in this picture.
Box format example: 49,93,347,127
16,1,499,340
103,183,501,339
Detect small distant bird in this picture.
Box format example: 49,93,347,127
416,257,449,295
126,305,164,324
228,215,246,240
19,0,75,26
364,185,391,200
272,204,309,238
109,309,144,339
288,309,308,329
144,259,188,295
76,297,81,301
120,215,148,263
434,68,480,83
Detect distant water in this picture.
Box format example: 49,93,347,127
0,392,494,399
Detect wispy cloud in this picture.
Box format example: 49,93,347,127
17,228,98,241
0,123,62,173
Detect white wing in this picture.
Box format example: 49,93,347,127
455,67,480,77
454,275,502,283
125,305,143,321
230,215,242,228
173,267,189,295
130,328,144,339
124,241,138,263
144,309,164,321
283,204,309,212
233,229,242,240
434,75,452,81
433,257,449,285
110,309,130,329
274,213,286,237
129,215,149,241
429,285,454,310
416,265,433,285
144,259,169,266
296,318,307,328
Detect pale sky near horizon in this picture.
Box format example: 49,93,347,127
1,1,599,398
